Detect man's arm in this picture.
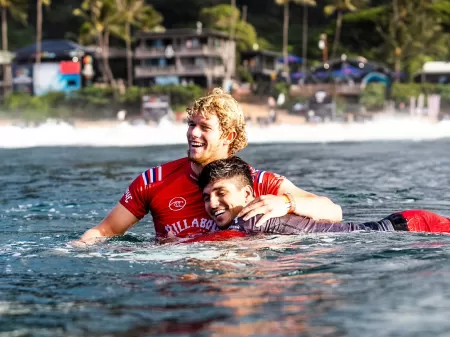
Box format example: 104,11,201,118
239,178,342,227
75,203,139,245
278,179,343,221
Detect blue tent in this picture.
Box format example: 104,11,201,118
331,64,364,79
277,54,302,64
14,40,87,62
291,71,306,79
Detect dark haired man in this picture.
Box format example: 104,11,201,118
197,156,450,236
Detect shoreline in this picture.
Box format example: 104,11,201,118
0,103,308,129
0,103,445,129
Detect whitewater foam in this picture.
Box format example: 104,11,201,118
1,117,449,148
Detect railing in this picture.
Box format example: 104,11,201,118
290,83,362,97
134,64,225,77
135,66,177,77
134,45,224,58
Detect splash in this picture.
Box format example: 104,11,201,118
1,116,449,148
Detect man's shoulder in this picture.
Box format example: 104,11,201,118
139,157,189,186
249,166,284,184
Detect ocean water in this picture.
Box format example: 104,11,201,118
1,121,450,337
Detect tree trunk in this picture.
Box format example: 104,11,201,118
36,0,42,64
2,6,7,52
125,21,133,87
102,32,114,86
301,3,308,75
331,10,343,60
2,6,11,94
222,0,236,92
283,1,290,83
393,0,400,82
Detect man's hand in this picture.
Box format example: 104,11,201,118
68,235,109,248
72,203,139,247
68,239,89,249
237,195,288,227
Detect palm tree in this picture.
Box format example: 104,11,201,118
114,0,162,87
275,0,316,83
301,1,316,75
74,0,121,85
0,0,27,88
324,0,364,60
36,0,51,65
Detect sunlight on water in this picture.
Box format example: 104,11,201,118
1,117,450,148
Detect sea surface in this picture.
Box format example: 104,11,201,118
1,128,450,336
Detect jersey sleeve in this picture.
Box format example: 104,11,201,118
119,172,151,219
253,170,286,196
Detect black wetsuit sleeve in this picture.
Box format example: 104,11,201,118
238,215,395,234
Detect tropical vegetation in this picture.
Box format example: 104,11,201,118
2,0,450,119
2,0,450,77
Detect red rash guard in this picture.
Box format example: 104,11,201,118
119,157,284,238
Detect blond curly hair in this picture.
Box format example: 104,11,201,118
186,87,248,155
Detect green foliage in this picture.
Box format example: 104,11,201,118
114,0,163,40
0,0,28,25
3,91,68,121
273,82,290,96
236,65,255,84
4,0,450,86
2,84,204,121
360,83,385,111
391,83,450,108
334,95,347,115
199,4,258,52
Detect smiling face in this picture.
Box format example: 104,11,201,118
186,88,248,162
186,114,233,168
202,177,254,229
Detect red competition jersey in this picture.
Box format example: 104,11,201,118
119,157,285,238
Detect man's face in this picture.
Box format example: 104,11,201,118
202,178,253,229
186,114,231,167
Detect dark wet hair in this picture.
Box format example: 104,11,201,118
197,156,253,191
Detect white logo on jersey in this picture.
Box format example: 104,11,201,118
169,197,187,211
124,188,133,203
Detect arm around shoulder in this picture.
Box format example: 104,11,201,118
277,179,343,222
78,203,140,245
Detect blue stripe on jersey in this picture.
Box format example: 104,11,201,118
142,166,162,185
253,170,265,184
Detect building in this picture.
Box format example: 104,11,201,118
240,50,280,79
240,49,281,95
413,61,450,84
134,28,236,88
12,40,98,96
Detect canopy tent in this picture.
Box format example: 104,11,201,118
277,54,302,64
310,58,392,82
14,40,87,62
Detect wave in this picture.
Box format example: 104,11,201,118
1,116,450,148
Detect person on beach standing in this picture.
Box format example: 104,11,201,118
75,88,342,245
